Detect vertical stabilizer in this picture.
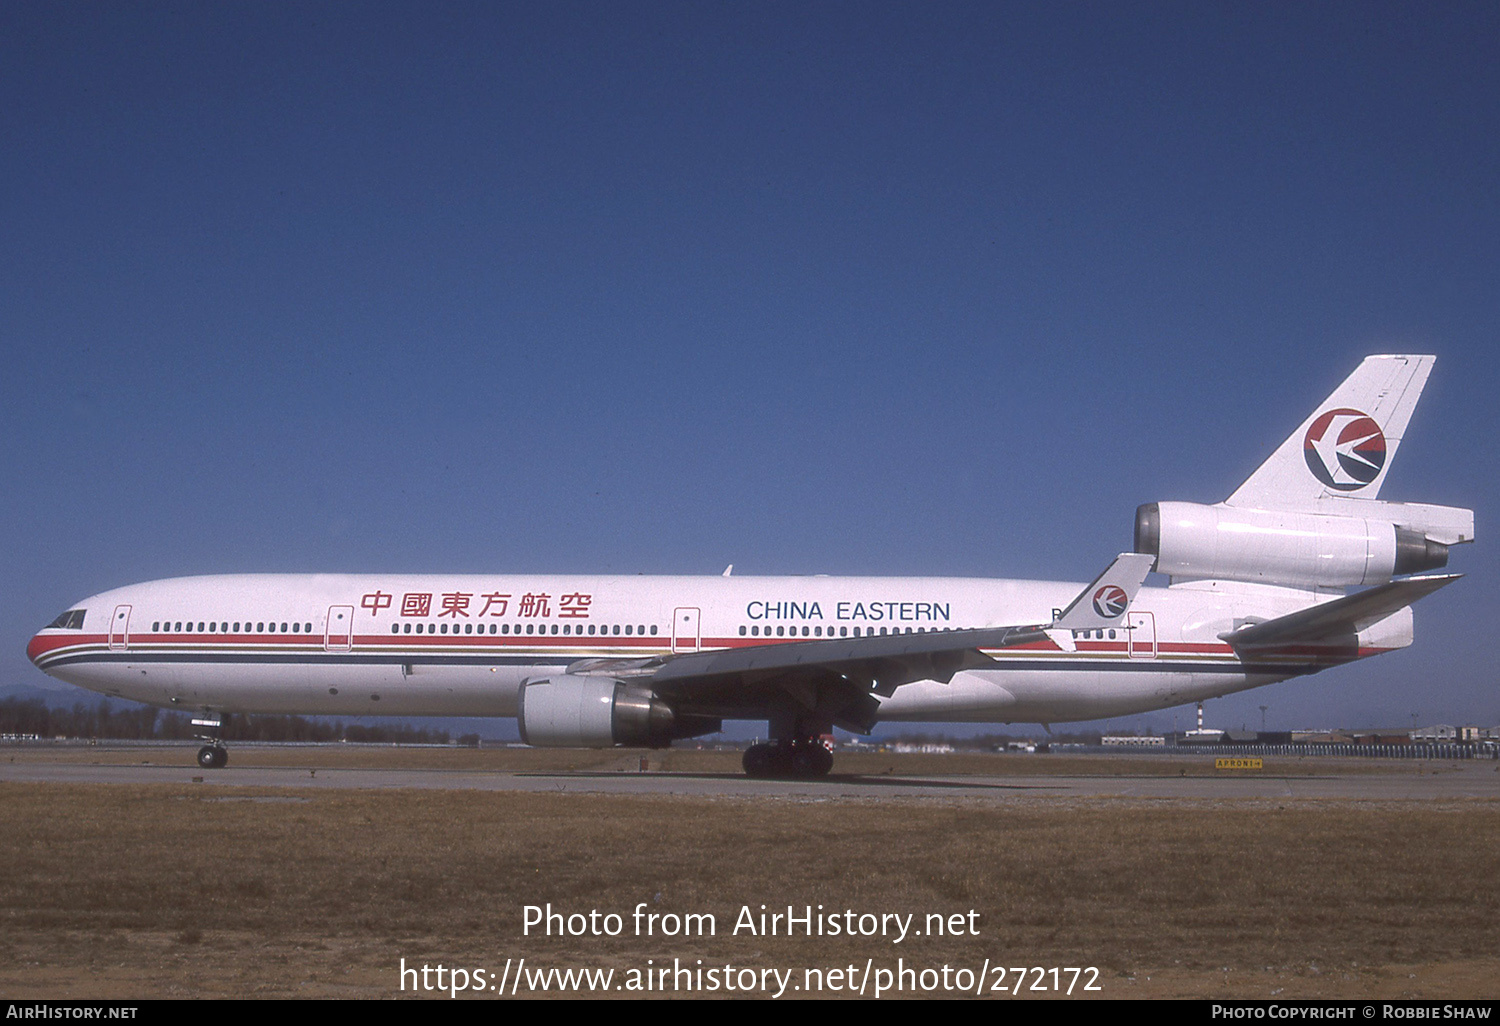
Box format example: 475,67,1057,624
1224,355,1434,511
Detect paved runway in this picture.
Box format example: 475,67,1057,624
3,757,1497,800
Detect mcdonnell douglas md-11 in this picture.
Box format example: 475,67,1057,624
28,356,1473,777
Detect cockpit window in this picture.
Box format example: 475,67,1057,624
47,609,86,630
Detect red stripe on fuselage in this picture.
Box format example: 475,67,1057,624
30,628,1292,667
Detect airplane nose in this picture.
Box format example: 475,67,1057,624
26,631,49,668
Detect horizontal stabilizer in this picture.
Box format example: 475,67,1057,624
1219,574,1460,649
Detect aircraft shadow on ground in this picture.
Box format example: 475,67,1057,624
514,772,1068,791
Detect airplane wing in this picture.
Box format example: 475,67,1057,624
1219,573,1461,650
566,553,1154,733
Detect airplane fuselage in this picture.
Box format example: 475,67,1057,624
27,571,1403,727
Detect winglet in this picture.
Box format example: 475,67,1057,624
1051,553,1156,631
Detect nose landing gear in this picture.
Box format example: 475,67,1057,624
192,712,228,769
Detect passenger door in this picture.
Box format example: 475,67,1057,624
1126,611,1157,659
108,605,132,651
325,605,354,652
672,607,701,654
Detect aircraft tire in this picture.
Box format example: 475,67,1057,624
789,741,833,778
790,745,818,778
810,743,834,777
742,744,774,778
197,745,227,769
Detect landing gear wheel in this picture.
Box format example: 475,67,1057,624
743,743,775,778
809,742,834,777
744,740,833,778
790,745,819,778
790,739,834,778
197,745,228,769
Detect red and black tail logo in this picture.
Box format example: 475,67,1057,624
1303,408,1386,490
1092,585,1129,618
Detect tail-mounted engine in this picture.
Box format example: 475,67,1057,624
517,675,721,749
1135,501,1452,588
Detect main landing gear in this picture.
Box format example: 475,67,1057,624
742,738,834,779
196,745,228,769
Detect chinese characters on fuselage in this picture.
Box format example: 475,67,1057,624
360,591,594,619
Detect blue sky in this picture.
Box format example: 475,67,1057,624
3,2,1496,733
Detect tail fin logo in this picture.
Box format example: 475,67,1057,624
1092,585,1129,618
1303,408,1386,490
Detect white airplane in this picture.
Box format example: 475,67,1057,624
27,355,1473,777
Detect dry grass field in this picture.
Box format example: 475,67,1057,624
0,746,1496,1000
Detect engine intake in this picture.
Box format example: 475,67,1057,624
1135,502,1448,588
517,675,721,749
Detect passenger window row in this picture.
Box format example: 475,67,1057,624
152,621,313,634
140,620,1121,641
738,625,956,638
388,622,658,636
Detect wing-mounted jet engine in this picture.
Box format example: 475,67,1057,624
517,676,722,749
